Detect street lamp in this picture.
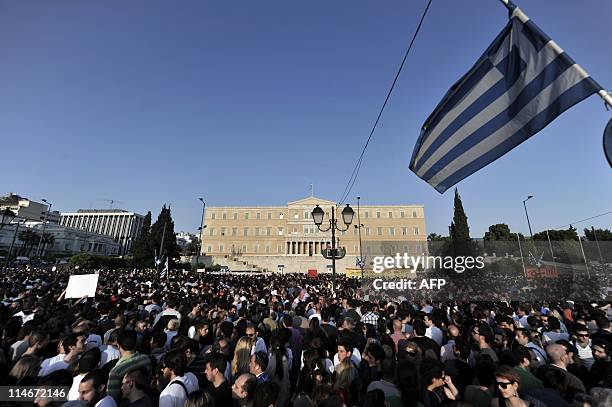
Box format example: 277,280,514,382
196,198,206,268
0,209,16,230
311,204,354,295
355,196,364,279
522,195,534,240
35,199,52,259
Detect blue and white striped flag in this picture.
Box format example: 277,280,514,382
160,258,168,278
410,3,603,193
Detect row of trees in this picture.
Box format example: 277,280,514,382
427,188,611,264
14,230,55,257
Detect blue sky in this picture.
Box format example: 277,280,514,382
1,0,610,237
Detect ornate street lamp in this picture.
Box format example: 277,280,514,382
0,208,16,230
311,204,354,295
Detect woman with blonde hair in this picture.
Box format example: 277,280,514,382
232,336,255,378
8,355,41,384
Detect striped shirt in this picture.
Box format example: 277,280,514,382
106,352,152,401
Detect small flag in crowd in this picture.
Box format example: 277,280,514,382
410,1,605,193
160,258,169,278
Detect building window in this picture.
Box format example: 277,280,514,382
221,227,226,236
268,212,272,220
414,227,420,236
400,211,405,218
209,228,215,236
256,212,261,220
222,212,227,220
242,244,247,253
389,227,395,236
293,227,297,234
278,227,284,235
267,227,271,236
388,211,393,219
254,244,259,253
279,213,284,219
232,227,237,236
377,227,383,236
243,228,248,237
233,212,238,220
413,210,418,218
207,245,212,253
376,211,381,219
364,212,369,219
304,211,309,219
402,227,408,236
255,227,260,236
211,213,216,220
266,245,270,253
245,212,249,220
277,245,282,253
219,244,224,252
366,227,371,236
294,212,298,219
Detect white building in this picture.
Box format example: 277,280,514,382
59,209,144,256
176,231,197,250
0,221,120,258
0,193,60,223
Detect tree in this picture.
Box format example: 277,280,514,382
449,188,476,256
483,224,524,256
131,211,153,268
18,229,40,257
149,205,181,266
41,233,55,255
584,228,612,241
183,238,200,255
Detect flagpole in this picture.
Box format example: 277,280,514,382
497,0,612,108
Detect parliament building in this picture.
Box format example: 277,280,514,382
200,196,427,274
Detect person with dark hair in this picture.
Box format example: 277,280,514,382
159,349,199,407
515,328,546,365
358,342,384,392
232,373,257,407
185,390,215,407
205,352,232,407
121,369,153,407
149,331,167,363
443,338,475,396
69,347,102,400
250,351,269,383
253,381,279,407
39,333,86,376
510,345,543,393
590,338,612,388
367,357,401,406
106,330,152,402
79,369,117,407
468,322,498,366
491,366,547,407
246,323,267,355
411,320,440,360
362,389,386,407
265,335,291,407
420,361,458,407
572,323,594,369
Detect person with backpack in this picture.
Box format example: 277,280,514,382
158,349,199,407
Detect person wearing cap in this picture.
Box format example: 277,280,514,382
590,339,612,387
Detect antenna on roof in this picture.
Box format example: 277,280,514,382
100,199,124,209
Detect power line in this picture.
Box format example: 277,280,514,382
338,0,434,205
550,211,612,231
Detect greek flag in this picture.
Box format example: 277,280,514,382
410,3,602,193
160,258,168,278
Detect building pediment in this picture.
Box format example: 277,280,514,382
287,196,336,207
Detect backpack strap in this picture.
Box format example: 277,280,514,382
169,379,189,397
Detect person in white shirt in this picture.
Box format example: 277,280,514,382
159,349,199,407
68,347,102,401
40,333,86,376
153,297,182,328
100,329,121,367
574,324,595,369
78,369,117,407
424,314,444,346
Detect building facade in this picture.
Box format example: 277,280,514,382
59,209,145,256
200,197,427,274
0,193,60,223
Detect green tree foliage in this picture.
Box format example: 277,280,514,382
584,228,612,241
449,188,477,256
483,224,525,257
183,238,200,255
533,226,578,241
18,229,40,256
70,253,131,269
131,211,153,268
149,205,181,265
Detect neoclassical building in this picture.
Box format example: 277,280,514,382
200,197,427,274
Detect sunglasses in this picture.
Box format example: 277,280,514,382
496,381,514,389
577,333,589,337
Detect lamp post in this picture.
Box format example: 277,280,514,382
355,196,364,279
35,199,52,259
196,198,206,269
522,195,534,240
312,204,354,295
0,209,16,230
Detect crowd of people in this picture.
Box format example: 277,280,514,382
1,265,611,407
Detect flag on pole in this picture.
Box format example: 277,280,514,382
160,258,168,278
410,2,603,193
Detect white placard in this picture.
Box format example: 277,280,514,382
65,274,99,298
